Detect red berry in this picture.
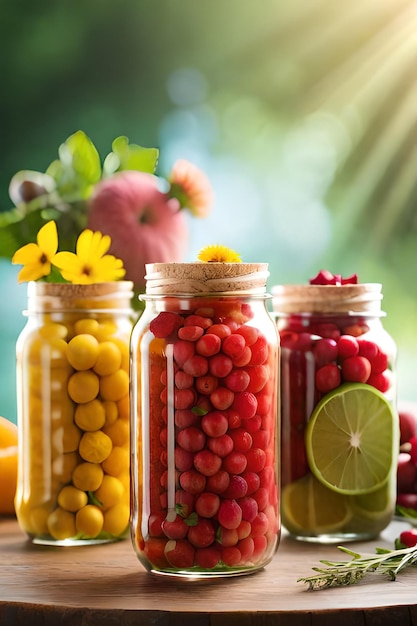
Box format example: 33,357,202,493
315,363,341,393
224,368,250,392
221,546,241,566
196,375,218,395
196,333,221,357
207,434,234,457
177,427,206,452
209,354,233,378
150,311,183,338
206,323,231,339
357,339,379,360
173,340,195,367
246,448,266,473
399,411,417,445
201,411,229,437
178,325,205,341
229,428,253,452
246,365,269,393
195,492,220,518
397,492,417,509
218,499,243,529
184,314,213,329
183,355,209,377
222,334,247,359
161,515,188,539
399,529,417,548
193,450,222,476
236,325,258,346
187,519,215,548
195,546,221,569
249,335,269,366
206,470,230,494
210,387,235,410
397,452,417,493
341,356,371,383
231,391,258,419
223,475,248,499
369,349,389,374
179,469,207,494
367,371,391,393
222,451,248,474
164,539,195,568
337,335,359,359
314,338,338,366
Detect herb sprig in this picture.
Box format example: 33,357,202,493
298,544,417,590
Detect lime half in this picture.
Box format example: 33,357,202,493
305,383,397,495
282,474,352,535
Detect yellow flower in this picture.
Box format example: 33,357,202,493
12,220,58,283
197,244,242,263
52,229,126,284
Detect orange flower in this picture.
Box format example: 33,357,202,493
169,159,214,218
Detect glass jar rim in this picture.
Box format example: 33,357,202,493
271,283,384,315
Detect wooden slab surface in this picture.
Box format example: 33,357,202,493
1,517,417,625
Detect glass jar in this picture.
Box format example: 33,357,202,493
130,262,280,577
15,281,134,545
272,281,398,543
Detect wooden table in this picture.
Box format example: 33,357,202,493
1,517,417,625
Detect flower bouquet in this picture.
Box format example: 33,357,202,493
1,130,213,305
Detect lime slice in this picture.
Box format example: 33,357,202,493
305,383,397,495
282,473,351,535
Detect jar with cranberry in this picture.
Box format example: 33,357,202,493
130,262,280,577
272,271,398,543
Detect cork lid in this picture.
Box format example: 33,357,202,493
27,281,134,311
144,263,270,295
271,283,384,314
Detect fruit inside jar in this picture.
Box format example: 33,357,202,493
130,264,280,577
273,278,398,542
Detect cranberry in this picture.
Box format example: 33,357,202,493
201,411,229,437
337,335,359,359
341,356,371,383
164,539,195,568
218,499,243,529
207,434,234,457
196,333,221,357
314,338,338,366
398,529,417,548
397,452,417,493
315,363,341,393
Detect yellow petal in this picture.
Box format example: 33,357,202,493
76,229,111,263
52,251,81,272
17,263,51,283
37,221,58,257
12,243,42,265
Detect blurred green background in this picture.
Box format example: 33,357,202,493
1,0,417,424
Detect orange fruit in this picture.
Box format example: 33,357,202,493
0,416,18,516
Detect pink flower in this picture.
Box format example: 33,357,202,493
87,171,188,291
169,159,213,218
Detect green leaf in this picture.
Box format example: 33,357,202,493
395,504,417,519
183,512,198,526
0,208,55,258
46,130,101,201
105,135,159,175
88,491,103,507
191,406,208,416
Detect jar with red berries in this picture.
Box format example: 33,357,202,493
130,262,280,577
272,271,398,543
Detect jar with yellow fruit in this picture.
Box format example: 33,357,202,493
15,281,134,545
